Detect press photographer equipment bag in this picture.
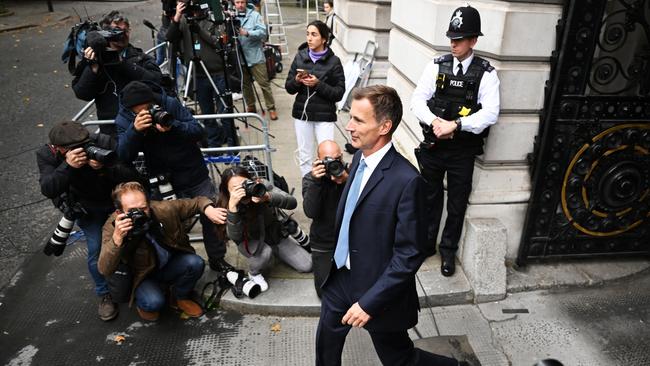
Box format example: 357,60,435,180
61,20,101,74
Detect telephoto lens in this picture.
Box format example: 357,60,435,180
44,215,75,256
226,270,261,299
283,218,311,252
242,179,267,198
148,104,174,127
149,175,177,200
85,144,116,164
322,157,345,177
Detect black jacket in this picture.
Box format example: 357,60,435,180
285,43,345,122
114,83,208,191
302,173,344,250
166,16,225,75
36,134,140,210
71,45,162,135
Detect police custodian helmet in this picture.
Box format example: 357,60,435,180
446,5,484,39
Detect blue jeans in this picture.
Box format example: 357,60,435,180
134,253,205,311
77,205,113,296
196,74,237,147
155,28,167,66
175,178,226,261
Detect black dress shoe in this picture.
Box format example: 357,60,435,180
441,257,456,277
209,258,235,273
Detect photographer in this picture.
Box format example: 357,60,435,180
217,167,312,292
99,181,228,321
232,0,278,120
302,140,348,297
36,121,141,321
166,0,237,147
114,80,234,274
72,11,162,136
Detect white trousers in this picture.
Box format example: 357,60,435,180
294,119,335,176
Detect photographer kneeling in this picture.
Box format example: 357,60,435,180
115,80,234,274
302,140,348,297
217,167,312,292
37,121,140,321
99,181,228,321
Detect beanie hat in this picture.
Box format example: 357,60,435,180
121,81,154,108
49,121,90,147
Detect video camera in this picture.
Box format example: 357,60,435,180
86,28,126,66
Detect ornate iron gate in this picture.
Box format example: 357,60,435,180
519,0,650,264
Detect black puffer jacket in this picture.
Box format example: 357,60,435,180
285,43,345,122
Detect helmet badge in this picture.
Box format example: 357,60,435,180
450,10,463,30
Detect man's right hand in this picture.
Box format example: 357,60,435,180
83,47,99,73
134,109,153,132
174,1,186,23
112,212,133,247
65,147,88,169
311,159,326,179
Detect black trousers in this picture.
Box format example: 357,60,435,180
311,245,334,298
416,147,476,259
315,268,458,366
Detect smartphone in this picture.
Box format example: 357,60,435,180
296,68,308,77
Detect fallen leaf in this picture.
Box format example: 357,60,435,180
270,323,281,333
114,335,125,344
37,123,44,127
64,84,70,88
53,70,58,74
179,312,190,320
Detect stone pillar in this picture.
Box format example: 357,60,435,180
329,0,392,83
387,0,563,260
460,218,507,302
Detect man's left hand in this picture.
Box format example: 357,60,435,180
342,302,371,328
239,28,249,37
432,118,457,139
88,159,103,170
155,123,172,133
204,205,228,224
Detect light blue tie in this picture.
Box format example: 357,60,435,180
334,160,367,268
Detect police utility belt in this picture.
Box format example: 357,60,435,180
420,54,493,151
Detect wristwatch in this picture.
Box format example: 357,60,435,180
455,118,462,132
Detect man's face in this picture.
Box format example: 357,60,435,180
109,21,130,50
346,98,391,155
323,3,332,13
450,37,477,61
131,102,150,114
119,190,150,216
317,144,345,184
234,0,247,12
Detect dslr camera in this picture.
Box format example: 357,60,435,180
68,141,116,165
148,104,174,127
321,156,346,177
125,208,151,238
242,179,267,198
182,0,210,21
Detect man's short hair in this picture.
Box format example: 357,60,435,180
112,181,148,210
101,10,130,29
324,1,333,7
351,85,402,135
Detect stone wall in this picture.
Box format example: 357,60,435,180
335,0,564,260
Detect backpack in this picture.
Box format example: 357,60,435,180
61,20,100,75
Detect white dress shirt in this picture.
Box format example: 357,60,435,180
343,141,393,268
410,52,500,135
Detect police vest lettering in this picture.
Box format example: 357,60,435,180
422,54,493,151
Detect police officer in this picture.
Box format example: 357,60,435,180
410,5,500,277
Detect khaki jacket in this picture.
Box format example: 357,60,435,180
98,197,212,305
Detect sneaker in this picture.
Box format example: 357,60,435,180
269,109,278,120
98,293,118,322
174,299,204,318
248,272,269,292
209,257,235,273
136,307,160,321
232,92,243,101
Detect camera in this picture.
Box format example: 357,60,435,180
125,208,151,238
281,216,310,252
84,143,116,164
44,196,88,257
321,157,346,177
148,104,174,127
226,270,261,298
86,28,125,66
242,179,267,198
149,174,177,200
182,0,210,21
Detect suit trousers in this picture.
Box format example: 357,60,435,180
316,268,458,366
416,147,476,259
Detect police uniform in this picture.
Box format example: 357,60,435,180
410,5,500,276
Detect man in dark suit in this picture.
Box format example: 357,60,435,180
315,85,460,366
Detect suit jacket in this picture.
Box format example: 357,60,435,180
325,145,429,332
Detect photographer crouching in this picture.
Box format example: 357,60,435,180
72,11,162,136
36,121,141,321
99,182,228,321
115,80,234,274
302,140,348,297
216,167,312,293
